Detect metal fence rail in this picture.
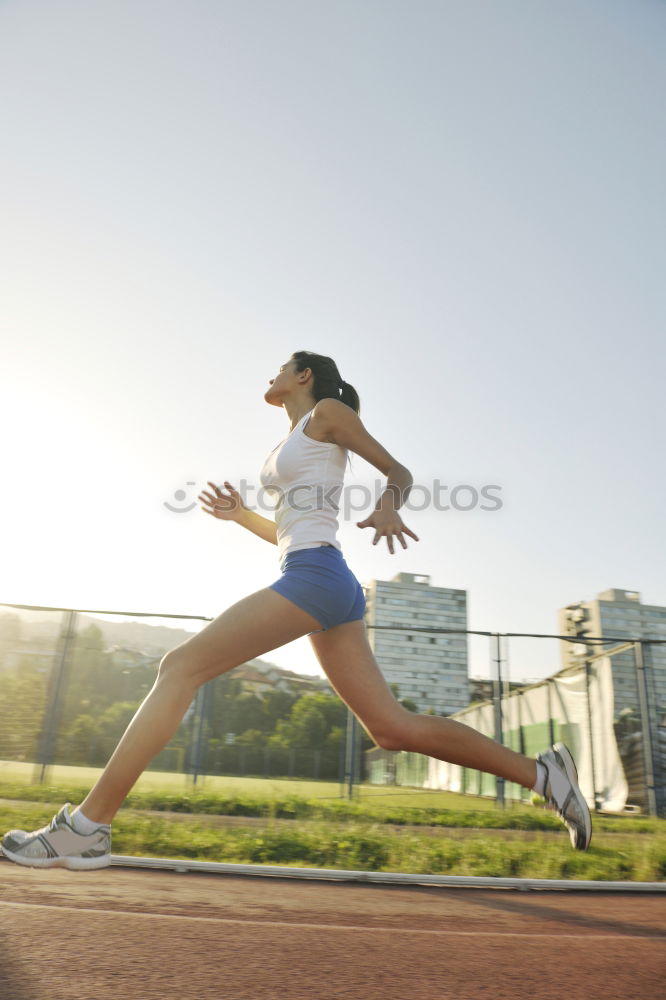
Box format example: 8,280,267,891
0,600,664,814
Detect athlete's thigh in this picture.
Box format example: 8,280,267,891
308,619,405,733
164,587,322,684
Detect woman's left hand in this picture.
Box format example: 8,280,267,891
356,509,419,554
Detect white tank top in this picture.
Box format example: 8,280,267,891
259,408,348,563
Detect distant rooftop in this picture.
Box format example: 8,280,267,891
597,589,641,603
390,572,431,585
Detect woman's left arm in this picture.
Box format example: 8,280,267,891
312,399,420,554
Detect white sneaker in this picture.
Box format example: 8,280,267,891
1,803,111,870
537,743,592,851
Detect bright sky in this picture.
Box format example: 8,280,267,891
1,0,664,686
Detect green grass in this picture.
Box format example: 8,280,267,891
2,764,665,882
0,773,659,835
1,798,665,882
0,760,507,809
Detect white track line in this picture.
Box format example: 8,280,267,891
0,900,663,941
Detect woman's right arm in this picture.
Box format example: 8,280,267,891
198,481,278,546
236,507,278,545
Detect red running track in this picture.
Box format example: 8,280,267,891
0,863,665,999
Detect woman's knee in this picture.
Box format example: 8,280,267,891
157,645,214,688
368,709,414,752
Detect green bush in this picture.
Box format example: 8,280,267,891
1,799,665,880
0,779,663,834
2,780,665,882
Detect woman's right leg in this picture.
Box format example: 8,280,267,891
75,587,323,825
308,620,537,786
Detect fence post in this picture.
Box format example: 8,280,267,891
188,683,209,786
546,680,555,746
516,687,527,802
583,657,601,811
491,633,505,808
338,704,347,796
634,641,658,817
345,708,358,800
643,642,665,816
35,609,77,784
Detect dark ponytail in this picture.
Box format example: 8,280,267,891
291,350,360,414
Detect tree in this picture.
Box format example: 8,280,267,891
262,688,299,730
57,624,158,735
273,700,327,750
0,657,48,761
96,701,143,758
62,714,103,766
270,692,348,750
235,729,267,749
221,692,266,736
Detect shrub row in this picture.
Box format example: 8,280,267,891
0,782,660,835
1,801,664,882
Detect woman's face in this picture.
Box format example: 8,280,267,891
264,360,297,405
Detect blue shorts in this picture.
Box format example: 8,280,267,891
268,544,366,632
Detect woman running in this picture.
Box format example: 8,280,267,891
1,350,591,869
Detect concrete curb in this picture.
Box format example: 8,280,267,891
108,854,666,892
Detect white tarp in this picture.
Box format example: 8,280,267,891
423,656,628,812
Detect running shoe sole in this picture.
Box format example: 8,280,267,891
0,843,111,870
1,803,112,869
551,742,592,850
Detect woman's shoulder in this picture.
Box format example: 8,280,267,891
309,398,357,445
313,397,348,415
312,397,359,425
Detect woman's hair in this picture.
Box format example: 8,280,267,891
290,351,360,414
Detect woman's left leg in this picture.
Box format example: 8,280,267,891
76,588,326,825
308,619,537,788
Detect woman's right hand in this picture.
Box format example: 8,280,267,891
198,481,247,523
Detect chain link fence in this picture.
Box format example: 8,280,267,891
0,602,664,814
366,632,666,817
0,603,355,790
